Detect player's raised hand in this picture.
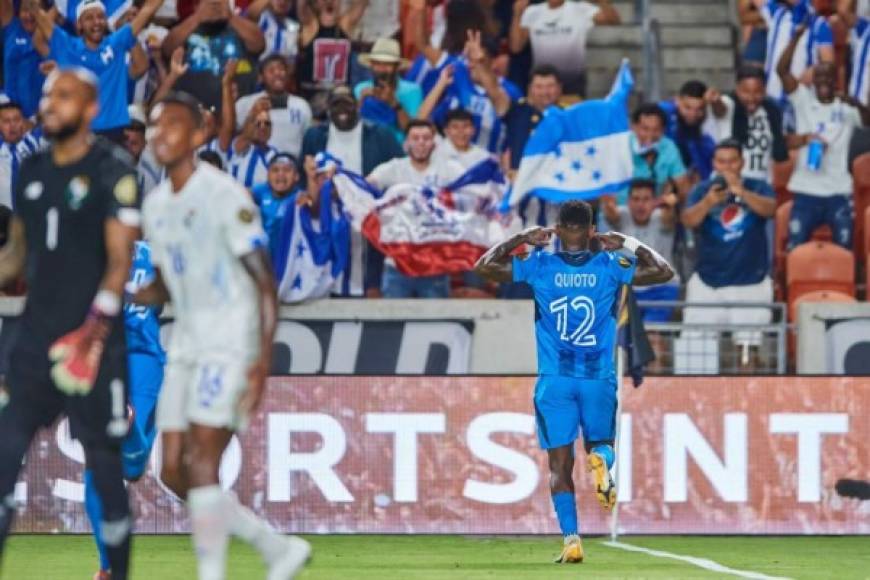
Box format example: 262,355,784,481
594,232,625,251
521,226,554,247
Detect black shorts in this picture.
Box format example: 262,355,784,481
5,338,129,447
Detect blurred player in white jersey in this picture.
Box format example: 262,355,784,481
131,91,310,580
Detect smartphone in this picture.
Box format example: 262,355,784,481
270,94,288,109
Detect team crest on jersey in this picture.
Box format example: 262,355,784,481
24,181,43,201
238,208,254,223
618,256,631,268
66,176,90,210
113,175,137,206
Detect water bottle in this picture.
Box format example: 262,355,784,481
806,139,825,172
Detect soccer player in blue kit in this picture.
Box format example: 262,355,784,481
475,200,674,563
86,240,165,580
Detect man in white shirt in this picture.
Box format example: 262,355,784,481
235,55,312,158
368,119,464,297
708,66,789,182
778,23,868,250
509,0,620,97
433,108,490,170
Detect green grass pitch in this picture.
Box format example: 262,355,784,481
2,535,868,579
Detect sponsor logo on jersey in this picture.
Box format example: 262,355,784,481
238,208,254,223
66,176,90,210
114,174,137,206
24,181,43,200
719,203,748,241
618,256,631,269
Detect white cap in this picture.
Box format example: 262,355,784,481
128,104,146,127
76,0,106,21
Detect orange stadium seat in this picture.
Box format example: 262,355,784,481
786,241,855,304
788,289,856,321
853,154,870,265
865,205,870,258
774,201,832,299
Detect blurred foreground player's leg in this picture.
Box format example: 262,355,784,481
473,201,675,563
132,91,310,580
86,246,166,579
0,68,142,578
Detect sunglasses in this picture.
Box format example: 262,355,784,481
255,120,273,128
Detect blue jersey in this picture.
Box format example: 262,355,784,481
514,250,636,379
48,24,136,131
125,241,165,363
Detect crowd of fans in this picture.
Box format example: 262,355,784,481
0,0,868,327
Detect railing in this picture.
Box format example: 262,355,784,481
642,17,665,102
638,301,788,375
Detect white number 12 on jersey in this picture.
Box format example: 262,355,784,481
549,295,597,346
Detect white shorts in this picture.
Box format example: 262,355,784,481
156,353,256,432
683,273,773,346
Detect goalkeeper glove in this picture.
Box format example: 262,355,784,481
49,291,118,395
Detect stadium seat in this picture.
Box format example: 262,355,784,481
786,241,855,305
854,154,870,265
773,201,832,300
788,289,856,322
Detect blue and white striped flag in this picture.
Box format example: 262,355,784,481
272,181,350,303
501,60,635,211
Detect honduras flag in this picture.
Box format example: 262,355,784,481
323,153,507,277
501,60,635,211
272,181,350,303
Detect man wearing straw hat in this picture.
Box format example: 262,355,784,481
354,36,422,142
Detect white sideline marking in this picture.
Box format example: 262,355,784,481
603,541,793,580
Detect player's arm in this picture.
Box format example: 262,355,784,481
776,23,806,95
130,266,170,305
474,226,552,283
238,247,277,416
596,232,675,287
0,217,26,287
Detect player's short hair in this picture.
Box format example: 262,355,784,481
198,150,224,170
736,64,766,83
679,80,707,99
157,91,204,128
557,200,593,228
0,101,23,115
628,178,657,196
530,64,562,85
444,108,474,126
406,118,436,135
259,54,289,75
715,138,743,157
631,103,667,127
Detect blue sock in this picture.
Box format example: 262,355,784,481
591,444,615,470
84,469,110,571
551,492,578,536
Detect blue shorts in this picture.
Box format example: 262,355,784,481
533,375,617,450
122,352,164,479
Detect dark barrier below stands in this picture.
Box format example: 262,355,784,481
12,376,869,535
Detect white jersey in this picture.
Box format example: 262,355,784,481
143,163,267,359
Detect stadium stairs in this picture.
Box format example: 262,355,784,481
586,0,738,99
